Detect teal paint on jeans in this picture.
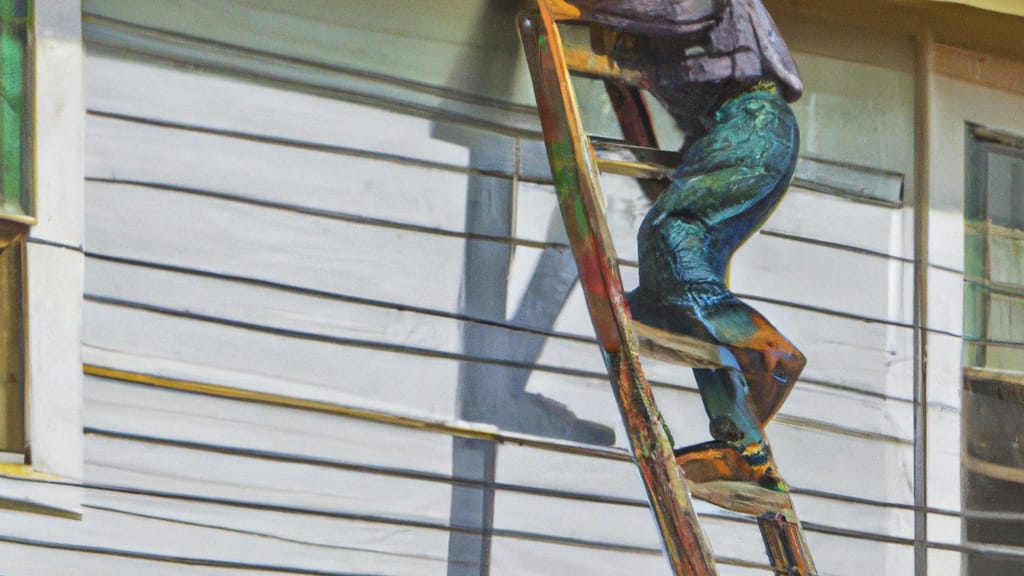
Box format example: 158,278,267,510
627,85,800,485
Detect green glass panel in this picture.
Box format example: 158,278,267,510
0,0,28,218
790,52,915,194
986,152,1024,231
965,134,1024,370
964,222,987,280
989,225,1024,287
987,293,1024,344
963,282,987,340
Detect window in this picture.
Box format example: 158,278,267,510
0,0,31,460
963,125,1024,574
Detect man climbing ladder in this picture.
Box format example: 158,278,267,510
519,0,818,574
567,0,806,493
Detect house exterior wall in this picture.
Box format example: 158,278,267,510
0,1,1020,574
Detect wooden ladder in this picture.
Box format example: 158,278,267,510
517,2,817,575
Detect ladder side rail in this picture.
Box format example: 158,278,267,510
519,6,717,575
586,10,819,575
758,514,818,576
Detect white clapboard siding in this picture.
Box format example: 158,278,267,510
86,53,473,169
489,535,669,576
84,174,911,407
86,107,905,330
84,302,461,419
84,290,913,481
494,490,662,549
489,516,914,576
0,540,307,576
84,375,456,477
85,182,467,313
85,490,452,573
84,251,914,446
84,0,540,111
10,0,930,574
87,50,910,264
0,500,443,576
85,435,453,527
84,116,479,234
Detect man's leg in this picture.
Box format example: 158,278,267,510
691,366,786,491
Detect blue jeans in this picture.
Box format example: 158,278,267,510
628,85,804,461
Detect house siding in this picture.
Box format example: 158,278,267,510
5,0,1012,574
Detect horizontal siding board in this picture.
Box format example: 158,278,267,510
84,250,914,451
490,513,914,576
0,539,305,576
0,502,433,576
83,290,912,451
496,442,916,546
83,52,467,166
770,425,914,505
493,490,661,551
84,490,450,572
489,535,667,576
83,0,539,109
84,435,454,527
84,361,916,541
84,56,524,178
84,180,466,312
84,375,456,477
87,50,909,260
84,256,463,357
83,27,542,140
83,303,460,419
84,119,481,235
794,493,915,542
85,230,914,405
697,516,915,576
74,7,927,573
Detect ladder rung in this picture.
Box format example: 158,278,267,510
687,479,795,518
592,138,683,167
596,158,670,180
540,0,583,20
592,140,678,180
633,321,724,369
563,47,644,84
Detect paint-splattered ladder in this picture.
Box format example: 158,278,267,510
517,2,817,575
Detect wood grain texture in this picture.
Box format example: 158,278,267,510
520,6,718,574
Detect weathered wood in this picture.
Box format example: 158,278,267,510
0,239,25,453
519,5,718,575
759,514,818,576
520,3,829,573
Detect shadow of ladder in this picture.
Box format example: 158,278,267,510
517,2,818,575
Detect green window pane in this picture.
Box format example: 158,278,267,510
965,131,1024,370
0,0,28,219
989,226,1024,286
